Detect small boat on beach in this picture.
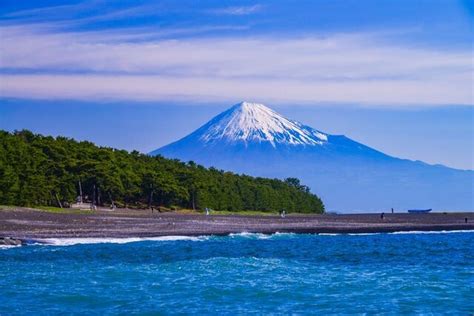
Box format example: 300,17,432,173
408,209,432,214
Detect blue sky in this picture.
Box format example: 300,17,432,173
0,0,472,169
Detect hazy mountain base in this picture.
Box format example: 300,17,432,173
156,135,473,212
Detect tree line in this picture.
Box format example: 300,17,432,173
0,130,324,213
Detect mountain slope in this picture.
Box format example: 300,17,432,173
151,102,473,212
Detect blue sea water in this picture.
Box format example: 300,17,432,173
1,232,473,315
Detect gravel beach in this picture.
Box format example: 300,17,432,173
0,208,473,242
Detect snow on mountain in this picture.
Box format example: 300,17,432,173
198,102,328,147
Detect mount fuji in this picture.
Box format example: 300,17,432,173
151,102,473,212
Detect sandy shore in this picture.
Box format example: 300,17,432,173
0,208,473,242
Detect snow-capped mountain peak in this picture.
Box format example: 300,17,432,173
152,101,473,212
199,101,328,147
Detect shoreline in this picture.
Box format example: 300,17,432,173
3,230,474,248
1,207,473,245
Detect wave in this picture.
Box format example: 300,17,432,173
390,230,474,235
0,245,21,250
228,232,270,239
318,232,381,236
318,233,340,236
320,230,474,236
273,232,296,236
5,230,473,248
34,236,207,246
228,232,297,240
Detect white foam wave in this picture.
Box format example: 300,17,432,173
0,245,21,250
35,236,207,246
320,230,473,236
348,233,379,236
229,232,271,239
390,230,474,235
228,232,297,239
273,232,296,236
10,230,473,247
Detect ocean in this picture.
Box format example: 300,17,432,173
1,232,473,314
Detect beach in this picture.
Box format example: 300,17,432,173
0,207,472,241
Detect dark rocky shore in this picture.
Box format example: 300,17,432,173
0,208,473,244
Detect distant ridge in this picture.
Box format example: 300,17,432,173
151,101,474,212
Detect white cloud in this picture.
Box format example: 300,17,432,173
0,25,472,106
209,5,263,15
1,73,471,106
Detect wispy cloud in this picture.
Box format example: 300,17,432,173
0,1,101,26
0,18,472,106
0,2,170,29
209,5,263,16
2,2,86,18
